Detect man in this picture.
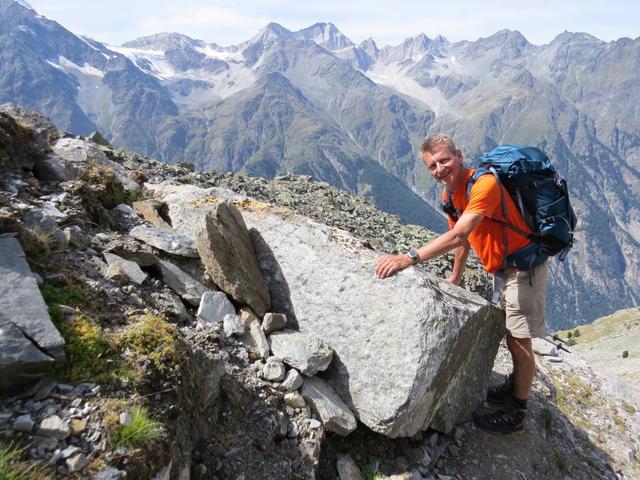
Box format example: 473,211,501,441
375,134,548,434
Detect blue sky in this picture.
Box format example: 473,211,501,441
25,0,640,47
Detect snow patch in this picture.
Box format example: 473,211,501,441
363,61,452,115
16,25,34,35
45,59,65,72
58,56,104,78
195,45,243,62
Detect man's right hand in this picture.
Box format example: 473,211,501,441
375,254,413,279
445,274,462,285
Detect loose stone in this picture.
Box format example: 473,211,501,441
38,415,71,439
284,392,306,408
12,414,35,432
262,313,287,333
281,369,303,392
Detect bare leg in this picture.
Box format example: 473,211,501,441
506,335,535,400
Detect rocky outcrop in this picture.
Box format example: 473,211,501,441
0,236,65,390
51,138,140,193
195,202,271,317
150,183,505,437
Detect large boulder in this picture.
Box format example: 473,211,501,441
50,138,139,192
195,202,271,317
0,236,65,390
148,183,505,437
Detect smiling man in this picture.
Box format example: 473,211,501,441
375,133,549,434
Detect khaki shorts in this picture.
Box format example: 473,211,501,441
498,262,548,338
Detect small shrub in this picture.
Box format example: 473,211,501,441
573,328,581,337
567,331,573,339
566,338,577,346
110,406,164,449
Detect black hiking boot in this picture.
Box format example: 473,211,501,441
486,373,513,404
473,401,526,434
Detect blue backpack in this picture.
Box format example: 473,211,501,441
441,145,577,270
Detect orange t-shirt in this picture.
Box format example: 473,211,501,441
443,169,532,273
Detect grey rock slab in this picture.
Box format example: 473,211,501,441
103,253,147,285
0,237,65,363
282,369,303,391
240,320,270,359
197,291,235,324
337,454,364,480
223,314,246,337
157,260,208,307
149,184,506,437
130,226,198,258
301,376,357,436
132,199,172,230
269,330,334,376
195,202,271,317
1,317,55,391
262,312,287,333
38,415,70,439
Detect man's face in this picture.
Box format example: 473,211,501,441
422,144,466,192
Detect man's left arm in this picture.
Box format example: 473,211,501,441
375,212,484,279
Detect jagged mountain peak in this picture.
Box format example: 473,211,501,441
376,32,438,63
549,30,603,46
296,22,354,50
481,28,531,48
257,22,294,41
122,32,204,51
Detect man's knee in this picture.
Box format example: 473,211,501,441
507,335,534,361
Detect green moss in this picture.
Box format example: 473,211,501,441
119,314,183,379
40,284,89,308
55,315,119,383
359,456,393,480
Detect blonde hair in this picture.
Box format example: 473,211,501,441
420,134,457,154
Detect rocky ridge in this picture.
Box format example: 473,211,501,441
0,108,638,479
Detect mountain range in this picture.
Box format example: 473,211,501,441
1,0,639,329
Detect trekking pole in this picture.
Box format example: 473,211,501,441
551,333,569,346
541,335,572,354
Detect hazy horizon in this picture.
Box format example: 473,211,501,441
23,0,640,48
